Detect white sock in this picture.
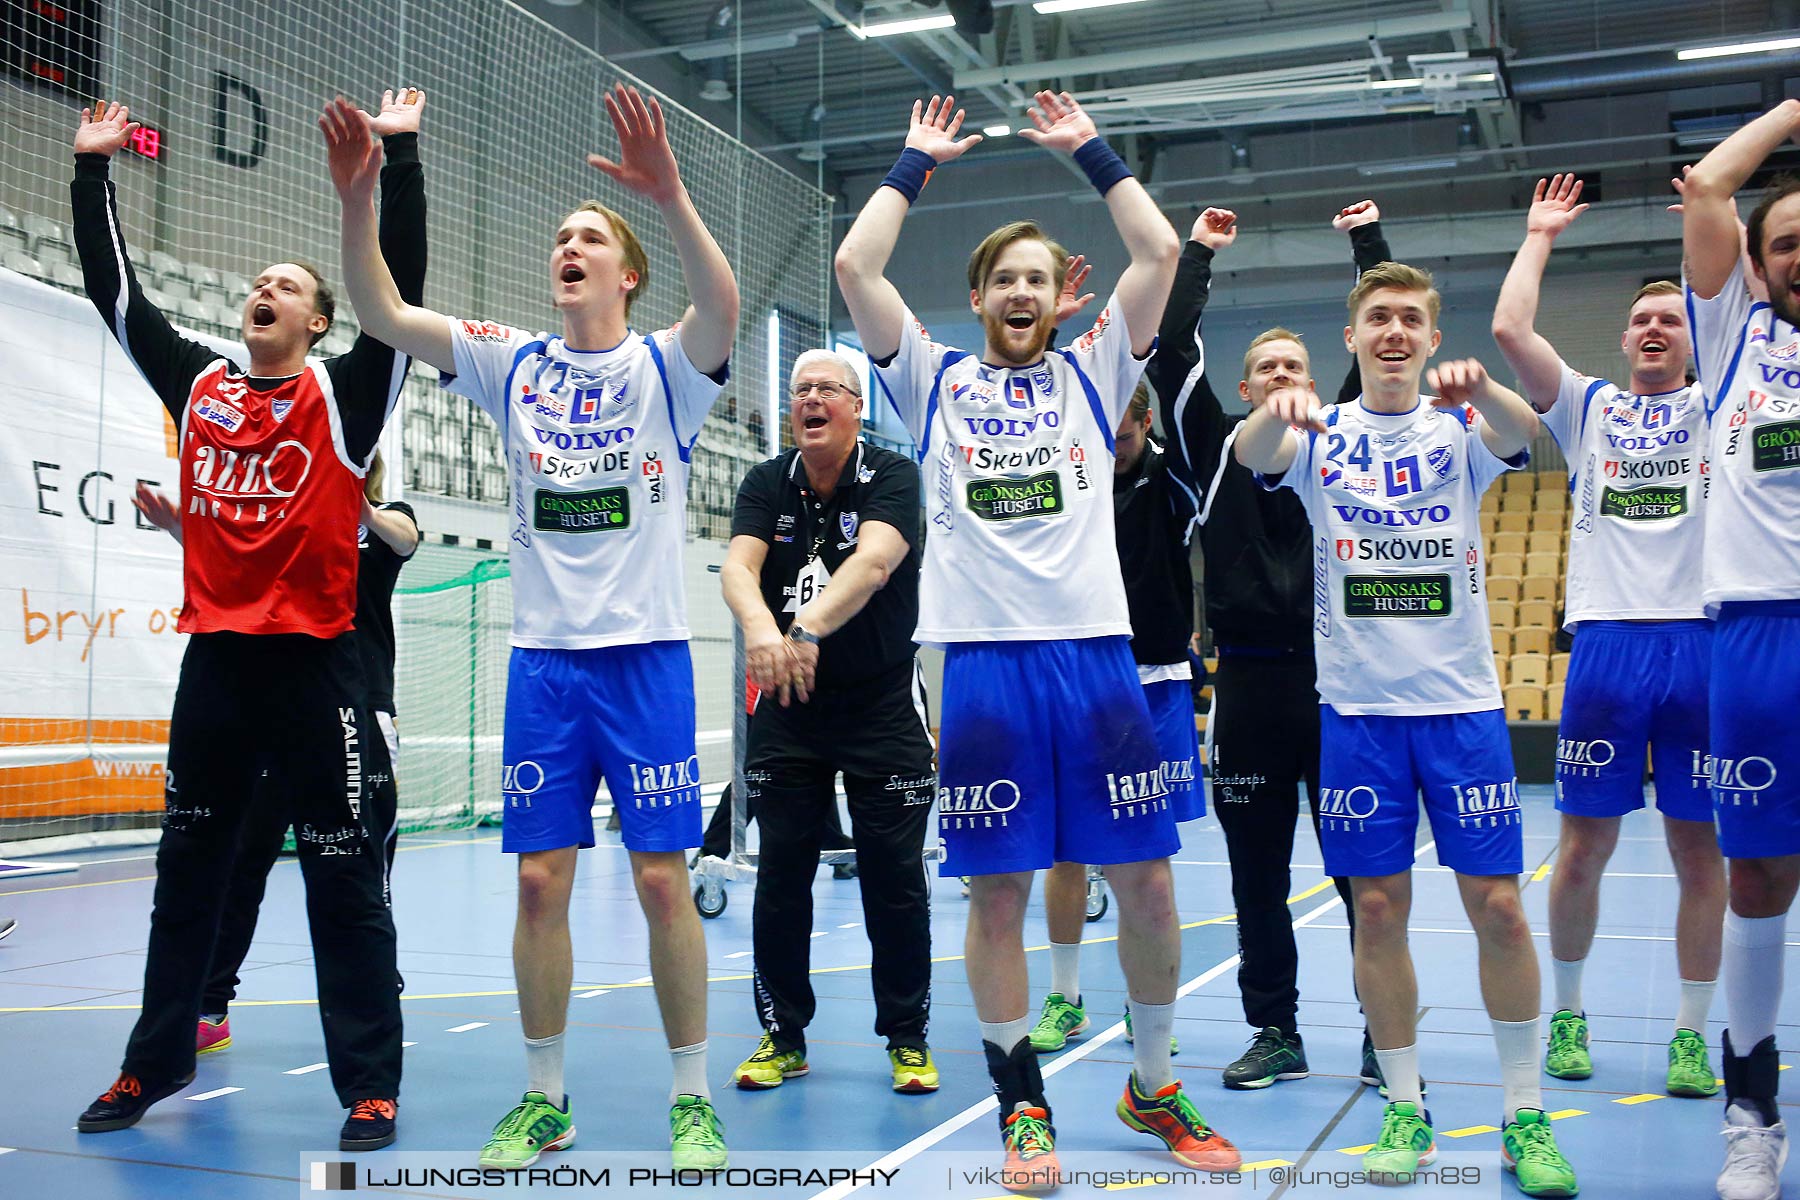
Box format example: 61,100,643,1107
1551,957,1585,1015
1676,977,1717,1036
1725,911,1787,1051
1492,1017,1544,1123
980,1015,1034,1056
1049,941,1082,1003
524,1032,566,1108
1374,1043,1423,1109
1129,1000,1177,1092
669,1040,709,1102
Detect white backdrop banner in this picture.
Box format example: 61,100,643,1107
0,268,192,734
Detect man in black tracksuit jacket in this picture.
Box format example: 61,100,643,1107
1178,202,1395,1089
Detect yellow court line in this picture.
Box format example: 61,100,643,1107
1546,1108,1588,1120
1442,1124,1500,1138
1531,863,1552,882
1288,879,1337,904
1241,1159,1295,1171
1615,1094,1664,1105
1338,1144,1375,1156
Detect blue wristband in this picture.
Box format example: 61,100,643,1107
1072,138,1131,197
881,147,936,204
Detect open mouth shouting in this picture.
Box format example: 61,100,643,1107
1003,308,1037,332
559,262,586,286
251,302,277,329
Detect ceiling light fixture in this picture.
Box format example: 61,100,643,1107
1032,0,1152,15
860,14,957,38
1677,35,1800,60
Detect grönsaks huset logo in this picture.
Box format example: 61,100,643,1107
310,1161,355,1190
966,472,1063,521
1753,420,1800,472
532,486,630,532
1600,485,1687,521
1343,574,1451,616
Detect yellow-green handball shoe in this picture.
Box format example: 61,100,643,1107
1544,1010,1592,1080
1027,992,1089,1052
1502,1108,1579,1197
670,1094,728,1170
1363,1100,1436,1184
1666,1029,1721,1098
733,1032,809,1090
889,1045,940,1093
478,1091,575,1169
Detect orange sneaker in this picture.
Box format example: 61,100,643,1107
1000,1105,1061,1194
1116,1075,1241,1172
340,1097,398,1151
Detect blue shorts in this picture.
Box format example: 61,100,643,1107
1317,705,1523,877
1712,602,1800,860
500,642,703,854
1556,621,1711,821
937,637,1178,876
1143,677,1204,823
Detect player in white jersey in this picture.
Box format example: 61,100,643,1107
325,85,739,1169
1236,263,1578,1197
1682,99,1800,1200
1492,174,1724,1097
837,92,1233,1192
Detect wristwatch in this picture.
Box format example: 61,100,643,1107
786,623,821,645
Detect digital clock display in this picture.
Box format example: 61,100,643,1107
3,0,102,100
124,122,161,161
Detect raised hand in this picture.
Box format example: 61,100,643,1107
320,96,382,204
1193,207,1238,250
1266,382,1328,433
364,87,425,138
1427,358,1492,409
587,84,683,205
1055,253,1095,325
75,101,140,158
1526,174,1588,238
1019,90,1098,154
1332,199,1380,231
904,95,982,165
131,482,180,535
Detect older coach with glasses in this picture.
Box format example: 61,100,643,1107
719,349,939,1097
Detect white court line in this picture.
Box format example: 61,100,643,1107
1300,924,1796,946
187,1087,242,1102
802,853,1380,1200
810,931,828,939
838,922,861,929
628,975,653,985
285,1063,329,1076
0,1147,16,1156
402,1041,417,1048
577,988,611,999
725,951,752,960
446,1022,488,1033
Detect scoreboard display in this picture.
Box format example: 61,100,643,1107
4,0,102,101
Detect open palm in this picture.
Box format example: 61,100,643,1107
587,84,682,205
904,95,982,165
365,87,425,137
75,101,140,158
1527,174,1588,237
1020,91,1098,154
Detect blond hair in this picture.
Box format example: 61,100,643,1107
1242,327,1309,382
1347,261,1441,324
565,202,650,316
1627,279,1682,317
966,220,1070,295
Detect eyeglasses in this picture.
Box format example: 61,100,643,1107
791,382,857,402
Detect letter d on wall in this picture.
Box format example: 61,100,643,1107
212,71,268,168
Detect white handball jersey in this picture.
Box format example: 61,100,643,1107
1539,364,1707,628
443,317,724,648
1689,260,1800,612
1266,399,1524,716
870,293,1150,645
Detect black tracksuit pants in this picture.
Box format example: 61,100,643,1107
1208,651,1356,1037
202,711,400,1015
745,660,936,1053
122,633,402,1106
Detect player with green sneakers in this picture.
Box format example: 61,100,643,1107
1238,265,1578,1197
329,84,738,1171
1493,173,1724,1103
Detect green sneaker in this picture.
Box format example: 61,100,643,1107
1123,1006,1180,1055
1666,1028,1720,1097
733,1032,809,1090
1027,992,1089,1052
1363,1100,1436,1183
1503,1108,1579,1197
889,1045,940,1093
1545,1010,1592,1080
670,1094,728,1170
479,1091,575,1168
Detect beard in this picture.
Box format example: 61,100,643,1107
1769,281,1800,331
982,309,1053,365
